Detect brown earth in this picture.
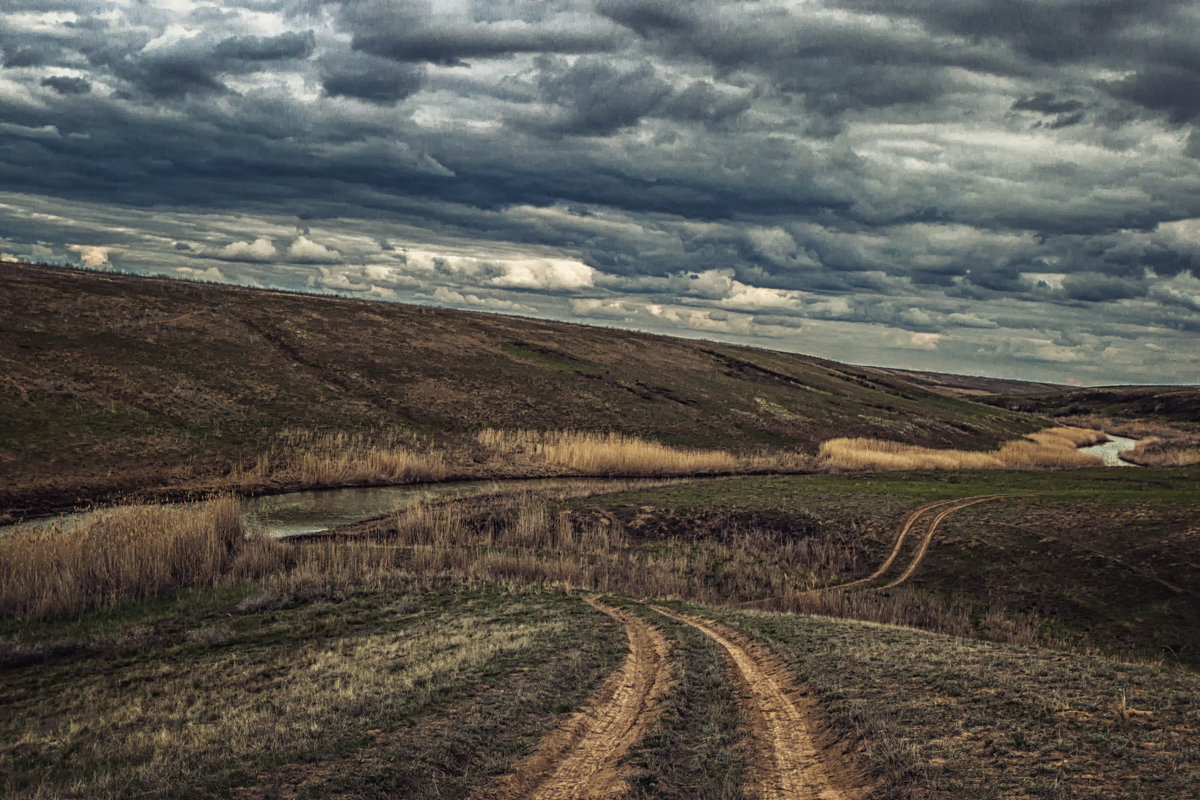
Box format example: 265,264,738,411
478,597,673,800
652,606,871,800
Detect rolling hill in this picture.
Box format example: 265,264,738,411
2,260,1038,513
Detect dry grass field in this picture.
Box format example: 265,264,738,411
3,467,1198,797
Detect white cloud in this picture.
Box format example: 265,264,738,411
216,237,277,262
1150,270,1200,312
1155,218,1200,254
721,282,801,310
947,312,998,329
175,265,226,282
909,332,941,350
570,297,636,318
67,244,111,268
490,258,595,290
432,285,531,311
287,235,342,264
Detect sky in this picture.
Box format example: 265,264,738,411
2,1,1199,386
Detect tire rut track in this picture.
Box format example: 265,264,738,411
651,606,869,800
834,498,963,590
478,596,672,800
874,495,1006,590
832,494,1010,592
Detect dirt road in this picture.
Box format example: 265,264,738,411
479,597,672,800
835,495,1008,591
653,606,868,800
875,495,1004,589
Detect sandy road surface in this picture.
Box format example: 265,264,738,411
478,597,672,800
652,606,869,800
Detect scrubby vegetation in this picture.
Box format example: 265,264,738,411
1120,435,1200,467
0,496,267,619
234,429,449,488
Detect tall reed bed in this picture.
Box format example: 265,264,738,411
239,429,447,487
476,429,741,475
819,426,1105,471
1120,437,1200,467
0,497,279,619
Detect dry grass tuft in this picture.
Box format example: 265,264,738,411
819,426,1105,471
477,429,742,476
0,496,261,619
238,429,447,487
1120,437,1200,467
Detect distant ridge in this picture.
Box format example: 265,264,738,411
864,367,1069,398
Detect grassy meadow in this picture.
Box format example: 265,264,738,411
5,259,1200,798
4,459,1199,798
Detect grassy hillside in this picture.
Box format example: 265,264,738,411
1,261,1036,514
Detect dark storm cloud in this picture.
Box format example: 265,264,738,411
41,75,91,94
1012,93,1085,115
530,56,671,134
835,0,1182,63
211,31,315,62
595,0,700,36
319,52,424,103
339,1,618,66
1112,67,1200,124
1,0,1199,384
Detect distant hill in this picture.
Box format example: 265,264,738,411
980,386,1200,426
1,261,1038,512
863,366,1067,398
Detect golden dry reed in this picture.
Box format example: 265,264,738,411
240,429,447,486
818,426,1107,471
476,428,741,475
0,496,272,619
1120,437,1200,467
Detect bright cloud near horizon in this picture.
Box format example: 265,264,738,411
2,0,1199,385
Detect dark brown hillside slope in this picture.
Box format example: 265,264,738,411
1,261,1036,513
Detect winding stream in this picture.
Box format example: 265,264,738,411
1078,434,1138,466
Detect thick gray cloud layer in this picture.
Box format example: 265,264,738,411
2,0,1199,384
